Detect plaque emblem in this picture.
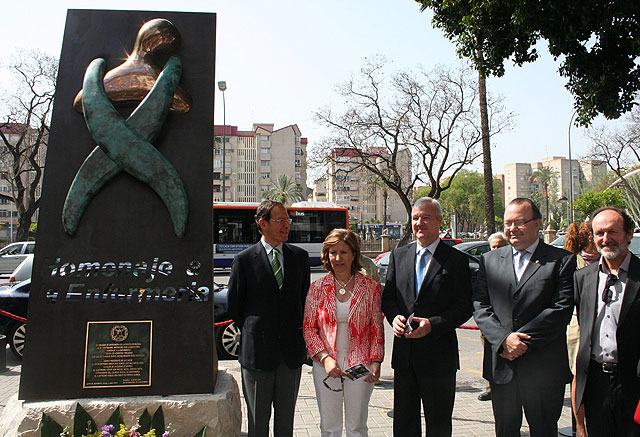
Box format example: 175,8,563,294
110,325,129,342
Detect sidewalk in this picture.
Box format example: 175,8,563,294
0,327,573,436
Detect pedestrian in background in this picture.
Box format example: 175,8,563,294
303,228,384,437
565,221,599,436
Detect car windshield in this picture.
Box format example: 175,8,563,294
0,244,22,256
550,235,566,247
629,236,640,256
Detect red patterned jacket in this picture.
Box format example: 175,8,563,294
303,272,384,367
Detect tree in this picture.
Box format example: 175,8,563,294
312,58,512,246
414,0,640,125
530,166,558,226
437,170,504,233
0,49,58,241
262,174,303,205
573,188,626,218
416,2,499,235
586,106,640,202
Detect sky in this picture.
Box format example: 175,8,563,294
2,0,624,187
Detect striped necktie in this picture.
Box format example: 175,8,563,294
271,247,284,289
515,250,527,282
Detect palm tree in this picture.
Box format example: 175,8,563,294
530,167,557,226
263,174,304,205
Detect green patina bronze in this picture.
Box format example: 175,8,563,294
62,57,188,238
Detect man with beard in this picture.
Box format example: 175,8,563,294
574,206,640,437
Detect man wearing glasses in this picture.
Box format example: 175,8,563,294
228,200,311,436
574,206,640,436
473,198,576,436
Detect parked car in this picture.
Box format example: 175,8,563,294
0,279,29,358
374,244,480,288
0,279,240,361
9,254,33,284
0,241,35,275
453,241,491,257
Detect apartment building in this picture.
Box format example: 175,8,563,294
503,156,606,207
213,124,307,202
324,147,411,224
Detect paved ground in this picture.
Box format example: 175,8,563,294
0,324,574,436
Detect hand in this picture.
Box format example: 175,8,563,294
392,315,407,337
404,317,431,339
500,332,531,360
365,362,381,383
323,356,344,378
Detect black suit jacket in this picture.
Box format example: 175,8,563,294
473,241,576,385
574,254,640,418
227,241,310,371
381,241,472,373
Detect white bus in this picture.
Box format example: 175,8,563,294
213,202,349,267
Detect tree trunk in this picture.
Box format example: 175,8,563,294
478,59,496,235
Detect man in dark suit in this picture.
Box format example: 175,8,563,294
574,206,640,437
227,200,310,437
473,198,576,437
382,197,472,436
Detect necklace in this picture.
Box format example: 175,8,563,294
334,274,355,295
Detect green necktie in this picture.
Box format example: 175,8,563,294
271,247,284,289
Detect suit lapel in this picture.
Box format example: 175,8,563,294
399,243,418,311
514,242,544,293
619,254,640,324
502,248,517,292
581,264,600,348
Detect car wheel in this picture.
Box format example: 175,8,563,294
8,322,26,359
215,321,240,360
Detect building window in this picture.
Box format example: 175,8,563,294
295,159,301,167
261,172,270,179
214,159,222,168
261,147,270,154
214,148,222,155
261,186,269,192
295,136,301,143
261,160,270,166
213,172,221,180
295,146,303,155
261,136,270,142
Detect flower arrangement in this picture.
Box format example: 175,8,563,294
40,403,206,437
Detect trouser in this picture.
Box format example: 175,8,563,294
241,361,302,437
490,376,565,437
312,356,374,437
583,360,640,437
393,366,456,436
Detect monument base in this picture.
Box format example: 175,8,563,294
0,370,241,436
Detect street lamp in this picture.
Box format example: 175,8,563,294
218,81,227,201
568,110,577,223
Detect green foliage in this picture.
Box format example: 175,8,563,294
73,403,97,437
415,0,640,124
151,406,165,435
40,413,63,437
105,407,125,429
574,188,626,217
263,174,303,205
438,170,503,231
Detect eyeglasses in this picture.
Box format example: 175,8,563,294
504,218,537,229
602,273,618,304
270,218,292,224
322,375,344,392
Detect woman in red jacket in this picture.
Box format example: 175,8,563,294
303,228,384,437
